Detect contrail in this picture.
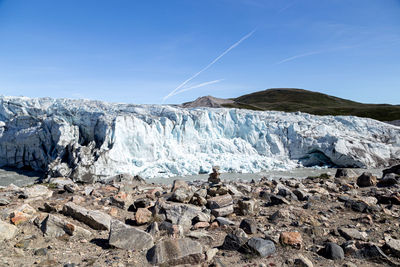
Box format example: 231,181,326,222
277,45,360,65
163,29,256,102
277,50,323,64
170,79,224,97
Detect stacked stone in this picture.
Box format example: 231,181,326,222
208,166,221,184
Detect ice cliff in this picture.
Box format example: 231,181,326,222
0,96,399,182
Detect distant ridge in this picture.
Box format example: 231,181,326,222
182,88,400,122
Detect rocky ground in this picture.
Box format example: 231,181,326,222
1,166,400,267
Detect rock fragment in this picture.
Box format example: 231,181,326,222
222,229,248,250
146,238,203,266
280,231,302,248
108,220,153,251
62,202,111,230
322,242,344,260
338,228,368,241
243,237,276,257
41,214,91,239
135,207,152,225
356,172,377,187
239,218,257,234
0,219,18,241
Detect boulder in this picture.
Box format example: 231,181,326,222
293,254,313,267
239,218,257,234
171,180,189,192
357,172,377,187
20,185,53,199
41,214,91,239
338,228,368,241
222,229,248,250
211,205,234,217
0,219,18,241
108,220,153,251
216,217,235,226
384,237,400,258
378,173,399,187
110,191,133,210
135,208,152,225
243,237,276,257
62,202,111,230
237,198,259,216
146,238,203,266
322,242,344,260
161,202,204,230
280,231,302,248
335,168,348,178
207,194,233,209
169,187,193,203
383,164,400,176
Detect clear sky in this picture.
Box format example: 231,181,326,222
0,0,399,104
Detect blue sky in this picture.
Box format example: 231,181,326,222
0,0,399,104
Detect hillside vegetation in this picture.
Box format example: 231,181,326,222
220,88,400,122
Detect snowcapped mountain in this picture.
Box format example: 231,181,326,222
0,96,399,181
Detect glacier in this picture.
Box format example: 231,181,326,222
0,95,399,182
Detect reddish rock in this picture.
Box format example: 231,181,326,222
10,212,30,225
136,208,152,225
109,207,118,217
193,221,210,229
208,221,219,229
280,231,302,248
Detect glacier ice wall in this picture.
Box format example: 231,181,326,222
0,96,399,181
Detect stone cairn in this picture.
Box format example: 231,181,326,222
208,166,221,184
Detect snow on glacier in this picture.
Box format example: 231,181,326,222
0,95,399,180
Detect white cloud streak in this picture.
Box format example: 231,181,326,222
169,79,224,97
162,29,256,102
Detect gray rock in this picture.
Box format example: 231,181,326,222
0,219,18,241
186,231,213,240
243,237,276,257
222,229,248,250
237,198,259,215
146,238,203,266
34,248,48,256
146,222,159,236
161,202,204,230
322,242,344,260
239,218,257,234
293,189,309,201
216,217,235,226
335,168,348,178
108,220,154,251
21,185,53,199
207,194,233,209
383,164,400,176
0,198,10,206
62,202,111,230
293,254,313,267
211,204,234,217
384,237,400,258
378,173,399,187
41,214,91,239
338,228,368,241
171,179,189,192
48,177,74,189
169,187,194,203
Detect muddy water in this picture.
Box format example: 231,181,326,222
0,167,383,187
0,168,44,187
